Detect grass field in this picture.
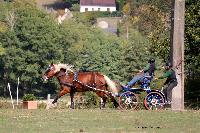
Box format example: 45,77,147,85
0,109,200,133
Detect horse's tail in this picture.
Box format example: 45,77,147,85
103,75,120,96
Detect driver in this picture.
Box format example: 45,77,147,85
126,58,156,88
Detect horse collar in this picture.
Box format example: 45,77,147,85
74,72,78,81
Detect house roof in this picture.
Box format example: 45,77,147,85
80,0,116,7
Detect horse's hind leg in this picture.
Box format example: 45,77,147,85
110,96,119,108
95,92,107,109
100,97,107,109
70,90,75,109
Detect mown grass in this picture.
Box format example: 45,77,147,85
0,109,199,133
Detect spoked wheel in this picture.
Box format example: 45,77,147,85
118,91,138,110
144,91,165,110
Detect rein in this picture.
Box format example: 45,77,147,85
73,78,114,96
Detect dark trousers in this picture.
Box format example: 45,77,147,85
163,82,177,102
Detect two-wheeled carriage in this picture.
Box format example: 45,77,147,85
118,76,166,110
43,63,166,110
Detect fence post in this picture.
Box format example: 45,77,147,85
46,94,51,109
8,83,14,109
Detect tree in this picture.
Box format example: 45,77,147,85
185,0,200,78
116,0,126,11
60,20,124,80
0,6,65,96
117,29,159,84
119,1,170,59
184,0,200,108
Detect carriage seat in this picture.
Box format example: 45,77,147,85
138,76,152,84
139,76,153,90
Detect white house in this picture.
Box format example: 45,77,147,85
80,0,116,13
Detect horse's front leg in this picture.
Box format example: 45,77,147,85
70,88,75,109
52,88,70,104
52,95,60,104
110,95,119,108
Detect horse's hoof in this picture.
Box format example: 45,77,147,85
52,101,56,104
100,105,106,110
70,106,75,109
70,107,75,110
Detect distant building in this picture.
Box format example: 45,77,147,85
80,0,116,13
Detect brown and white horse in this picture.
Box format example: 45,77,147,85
42,63,120,109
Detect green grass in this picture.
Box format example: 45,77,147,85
0,109,200,133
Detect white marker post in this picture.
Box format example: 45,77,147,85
8,83,14,109
46,94,51,109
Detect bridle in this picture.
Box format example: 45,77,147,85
43,65,56,81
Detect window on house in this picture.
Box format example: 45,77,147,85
107,8,110,12
85,8,88,12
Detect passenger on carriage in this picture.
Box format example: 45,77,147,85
155,62,177,104
126,58,156,88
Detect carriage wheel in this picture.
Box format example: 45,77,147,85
118,91,138,110
143,91,165,110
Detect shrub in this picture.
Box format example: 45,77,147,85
22,94,36,101
84,92,100,108
71,4,80,11
38,102,47,109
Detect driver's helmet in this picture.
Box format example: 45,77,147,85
165,62,173,70
148,58,155,63
165,62,172,67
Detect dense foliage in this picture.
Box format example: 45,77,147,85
0,2,64,96
184,0,200,108
0,0,154,98
185,0,200,77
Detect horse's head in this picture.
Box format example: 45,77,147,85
43,63,74,81
43,64,58,81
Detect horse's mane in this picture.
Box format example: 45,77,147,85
54,63,74,73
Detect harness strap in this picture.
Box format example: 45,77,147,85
74,71,78,81
58,71,114,96
75,80,112,94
